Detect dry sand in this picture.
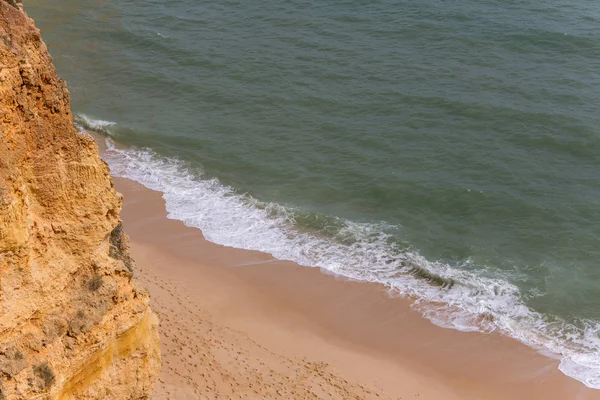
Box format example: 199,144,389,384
114,176,600,400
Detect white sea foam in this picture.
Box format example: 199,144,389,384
76,115,600,389
75,114,116,132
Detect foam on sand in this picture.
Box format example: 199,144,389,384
78,114,600,389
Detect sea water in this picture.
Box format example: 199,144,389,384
25,0,600,387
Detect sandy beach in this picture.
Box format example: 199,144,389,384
18,0,600,395
5,0,598,397
110,175,600,400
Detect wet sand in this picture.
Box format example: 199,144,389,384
114,176,600,400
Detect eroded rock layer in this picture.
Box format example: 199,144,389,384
0,2,160,399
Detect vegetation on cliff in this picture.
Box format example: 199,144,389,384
0,1,160,398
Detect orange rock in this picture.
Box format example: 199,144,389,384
0,2,160,399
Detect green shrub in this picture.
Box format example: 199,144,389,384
33,362,55,389
109,223,134,273
109,223,124,249
5,0,19,9
88,274,103,291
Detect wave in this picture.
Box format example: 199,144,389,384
78,113,600,389
75,114,116,133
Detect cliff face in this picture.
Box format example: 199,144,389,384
0,2,160,399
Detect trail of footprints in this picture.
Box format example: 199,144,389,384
139,270,394,400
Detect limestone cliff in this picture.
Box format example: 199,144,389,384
0,1,160,399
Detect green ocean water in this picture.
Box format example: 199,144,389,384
26,0,600,386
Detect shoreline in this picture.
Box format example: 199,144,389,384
112,174,600,399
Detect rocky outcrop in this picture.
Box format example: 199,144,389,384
0,2,160,399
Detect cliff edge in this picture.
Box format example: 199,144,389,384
0,2,160,399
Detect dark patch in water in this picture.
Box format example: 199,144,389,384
405,262,455,289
